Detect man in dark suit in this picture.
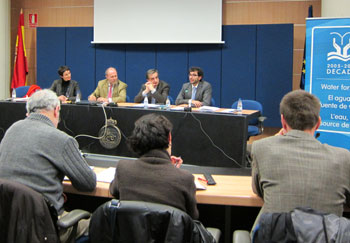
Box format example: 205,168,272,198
175,67,212,107
251,90,350,227
134,69,170,104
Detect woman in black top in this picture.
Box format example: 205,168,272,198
50,65,80,103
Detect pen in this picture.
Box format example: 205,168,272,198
198,177,208,183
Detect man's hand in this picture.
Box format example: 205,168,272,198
171,156,183,168
97,97,109,103
58,95,68,103
145,81,155,93
191,100,202,108
88,95,97,101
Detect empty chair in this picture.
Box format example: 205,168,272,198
232,99,266,139
15,86,30,97
89,199,221,243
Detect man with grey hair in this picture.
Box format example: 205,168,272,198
251,90,350,227
134,69,170,104
0,89,96,241
88,67,127,103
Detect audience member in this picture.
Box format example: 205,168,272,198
109,113,199,219
134,69,170,104
50,65,80,102
0,89,96,242
175,66,212,107
251,90,350,226
88,67,127,103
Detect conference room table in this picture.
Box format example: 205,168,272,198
0,100,260,168
63,167,263,207
63,163,263,243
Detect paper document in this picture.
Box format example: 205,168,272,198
96,167,116,183
170,106,185,111
195,179,207,190
13,97,28,102
198,106,220,112
217,108,237,114
132,103,160,108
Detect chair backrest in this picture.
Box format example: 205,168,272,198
89,199,215,243
126,95,130,102
0,178,59,243
15,86,30,97
211,97,215,106
232,99,263,125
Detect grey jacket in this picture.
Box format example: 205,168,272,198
0,113,96,214
252,130,350,219
175,80,212,106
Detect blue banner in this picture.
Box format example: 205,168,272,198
305,18,350,150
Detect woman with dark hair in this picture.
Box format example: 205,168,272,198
50,65,81,103
109,113,199,219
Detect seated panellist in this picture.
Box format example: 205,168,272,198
0,89,96,242
134,69,170,104
50,65,81,103
88,67,127,103
175,66,212,107
251,90,350,228
109,113,199,219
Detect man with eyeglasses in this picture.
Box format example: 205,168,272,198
0,89,96,242
134,69,170,104
175,66,212,107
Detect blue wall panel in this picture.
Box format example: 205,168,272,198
156,45,188,101
37,27,66,89
221,25,257,108
125,45,157,100
66,28,95,99
189,45,222,106
37,25,293,128
256,24,293,127
95,44,126,94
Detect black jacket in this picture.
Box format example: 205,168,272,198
0,179,59,243
89,200,216,243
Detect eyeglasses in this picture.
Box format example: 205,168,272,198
189,74,198,77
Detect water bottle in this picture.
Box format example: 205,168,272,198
76,91,81,103
237,98,243,114
12,89,16,99
143,96,148,109
165,98,171,110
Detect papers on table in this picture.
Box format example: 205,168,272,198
195,179,207,190
12,97,28,102
217,108,239,114
96,167,115,183
132,103,161,108
170,106,185,111
198,106,220,112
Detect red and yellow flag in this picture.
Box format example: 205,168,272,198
11,9,28,89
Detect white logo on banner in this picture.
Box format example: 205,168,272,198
327,32,350,61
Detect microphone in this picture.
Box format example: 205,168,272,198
315,132,320,138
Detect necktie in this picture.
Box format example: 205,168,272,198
191,86,197,100
108,85,113,98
